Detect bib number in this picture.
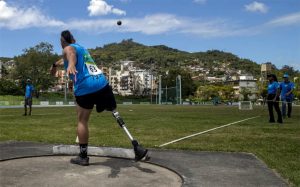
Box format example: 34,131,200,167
86,63,102,75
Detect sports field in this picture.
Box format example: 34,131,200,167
0,105,299,186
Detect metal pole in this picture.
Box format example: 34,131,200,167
150,74,153,104
176,75,178,104
159,75,162,105
64,75,67,102
179,75,182,105
165,85,167,104
156,85,158,104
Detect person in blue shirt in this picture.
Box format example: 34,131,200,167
279,74,294,118
24,79,34,116
50,30,116,166
266,74,282,123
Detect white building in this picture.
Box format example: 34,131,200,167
108,61,155,96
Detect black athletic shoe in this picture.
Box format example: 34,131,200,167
277,120,283,124
70,156,89,166
23,113,27,116
269,120,275,123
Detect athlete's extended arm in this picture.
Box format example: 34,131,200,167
64,46,77,76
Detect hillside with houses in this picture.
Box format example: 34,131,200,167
0,41,299,102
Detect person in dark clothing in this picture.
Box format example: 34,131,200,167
24,79,34,116
266,74,282,124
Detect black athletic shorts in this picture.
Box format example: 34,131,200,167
24,98,32,106
75,84,117,112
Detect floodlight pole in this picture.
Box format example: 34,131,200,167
156,86,158,104
165,85,168,104
158,75,162,105
176,75,182,105
179,75,182,105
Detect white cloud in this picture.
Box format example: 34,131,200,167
245,1,268,13
66,14,181,35
0,0,64,29
123,14,182,35
266,12,300,27
67,19,116,33
65,14,240,37
1,0,298,39
193,0,207,4
87,0,126,16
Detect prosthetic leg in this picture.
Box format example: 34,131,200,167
112,110,149,161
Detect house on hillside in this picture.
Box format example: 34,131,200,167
4,60,16,70
0,60,16,79
108,61,155,96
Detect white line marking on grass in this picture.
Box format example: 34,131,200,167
159,116,260,147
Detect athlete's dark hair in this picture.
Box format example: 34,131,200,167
61,30,75,44
267,74,278,82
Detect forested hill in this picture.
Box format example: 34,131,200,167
89,39,261,76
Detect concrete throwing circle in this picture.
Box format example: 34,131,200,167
0,156,182,187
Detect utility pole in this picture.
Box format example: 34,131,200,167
64,75,67,102
158,75,162,105
165,85,167,104
176,75,182,105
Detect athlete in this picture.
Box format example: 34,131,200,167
50,30,116,166
279,74,294,118
24,79,34,116
266,74,282,124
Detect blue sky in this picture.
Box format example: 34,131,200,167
0,0,299,70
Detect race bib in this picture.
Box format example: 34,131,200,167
86,63,102,75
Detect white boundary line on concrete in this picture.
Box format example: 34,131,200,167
159,116,260,147
53,145,136,159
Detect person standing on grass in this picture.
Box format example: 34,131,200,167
266,74,282,124
50,30,116,166
279,74,294,118
23,79,34,116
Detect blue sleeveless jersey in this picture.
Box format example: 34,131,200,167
64,43,108,96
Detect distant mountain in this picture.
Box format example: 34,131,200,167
89,39,261,77
0,57,13,62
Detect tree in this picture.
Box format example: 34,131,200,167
0,65,9,78
13,42,60,97
196,85,218,101
280,65,298,77
195,85,234,101
159,67,197,99
220,85,234,101
0,79,23,95
240,87,252,101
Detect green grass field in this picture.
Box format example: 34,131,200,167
0,105,299,186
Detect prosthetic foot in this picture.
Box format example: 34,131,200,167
112,110,149,161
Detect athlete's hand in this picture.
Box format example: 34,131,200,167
67,65,77,76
